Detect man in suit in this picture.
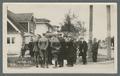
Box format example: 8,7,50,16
58,35,66,67
33,34,41,68
92,38,99,62
47,36,53,65
38,34,49,68
78,38,88,64
65,36,76,67
28,38,34,58
78,38,83,57
50,35,61,68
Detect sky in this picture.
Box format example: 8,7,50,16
4,3,117,40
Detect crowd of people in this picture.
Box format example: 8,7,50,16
20,33,100,68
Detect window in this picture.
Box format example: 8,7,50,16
7,37,10,44
12,37,15,44
7,37,15,44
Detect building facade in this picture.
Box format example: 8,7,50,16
7,10,35,55
34,18,53,36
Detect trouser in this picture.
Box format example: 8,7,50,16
73,50,77,64
82,54,87,64
21,49,26,57
30,50,34,57
58,53,64,67
48,50,53,64
92,51,98,62
73,55,77,64
52,52,59,67
41,49,48,68
67,57,74,66
21,44,29,57
34,51,41,67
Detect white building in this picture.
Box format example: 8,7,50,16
7,10,35,55
7,10,54,55
34,18,53,36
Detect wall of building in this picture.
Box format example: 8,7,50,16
19,22,28,32
35,23,49,36
29,21,35,33
7,33,22,55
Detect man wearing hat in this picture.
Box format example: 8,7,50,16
38,33,49,68
92,38,99,62
50,35,61,68
78,37,88,64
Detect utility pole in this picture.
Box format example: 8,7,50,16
88,5,93,58
106,5,111,59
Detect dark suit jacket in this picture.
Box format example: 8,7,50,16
78,40,88,56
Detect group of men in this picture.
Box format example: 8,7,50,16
20,33,99,68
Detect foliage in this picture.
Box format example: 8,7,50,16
60,11,87,37
61,13,76,32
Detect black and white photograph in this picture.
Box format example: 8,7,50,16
3,3,117,73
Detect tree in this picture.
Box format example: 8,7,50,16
61,13,76,33
60,11,87,38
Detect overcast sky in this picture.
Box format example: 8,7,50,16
4,3,117,40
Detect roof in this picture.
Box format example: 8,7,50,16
14,13,33,22
7,10,33,22
53,25,59,28
35,18,50,23
45,23,53,28
7,22,18,33
7,10,29,33
35,18,53,28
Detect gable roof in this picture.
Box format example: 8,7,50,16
35,18,50,23
7,21,19,33
7,10,33,22
7,10,29,33
14,13,33,22
35,18,53,28
45,23,53,28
